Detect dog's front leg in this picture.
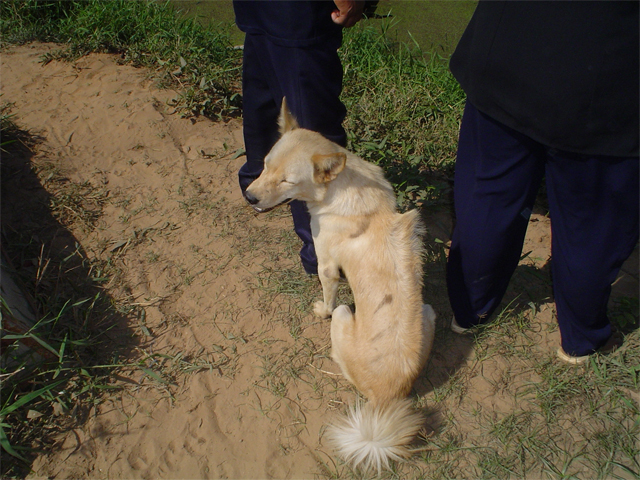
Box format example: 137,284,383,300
313,263,340,319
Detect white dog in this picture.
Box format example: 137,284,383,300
245,99,436,473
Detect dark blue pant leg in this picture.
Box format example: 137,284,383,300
268,37,346,275
238,34,281,192
447,102,546,328
545,151,639,356
269,41,347,147
239,32,346,275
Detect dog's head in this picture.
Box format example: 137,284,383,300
245,98,347,213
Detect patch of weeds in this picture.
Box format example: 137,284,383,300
174,178,228,220
132,347,234,389
412,428,472,479
255,342,319,400
473,302,540,362
609,295,639,333
253,265,319,313
402,298,639,480
340,20,465,208
1,252,127,477
1,109,129,477
145,250,160,263
1,101,30,152
0,0,76,45
32,161,108,234
2,0,242,118
476,450,519,479
111,192,132,209
431,367,470,405
513,336,639,478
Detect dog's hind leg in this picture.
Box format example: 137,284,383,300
330,305,356,384
314,262,341,319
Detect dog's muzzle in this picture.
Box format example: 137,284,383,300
244,190,291,213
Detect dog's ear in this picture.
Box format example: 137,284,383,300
278,97,299,134
312,152,347,184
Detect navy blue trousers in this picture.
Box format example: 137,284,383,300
239,33,347,275
447,102,639,356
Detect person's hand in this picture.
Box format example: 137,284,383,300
331,0,365,28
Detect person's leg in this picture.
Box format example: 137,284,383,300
238,34,280,193
271,40,347,147
265,35,347,275
545,150,639,357
288,201,318,274
447,102,546,328
240,30,347,274
239,34,325,274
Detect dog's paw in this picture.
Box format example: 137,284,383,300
313,301,332,319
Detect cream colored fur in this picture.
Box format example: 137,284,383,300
245,99,436,473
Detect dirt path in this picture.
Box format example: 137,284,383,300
2,43,637,480
2,43,336,479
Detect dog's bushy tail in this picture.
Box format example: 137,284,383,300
327,398,423,474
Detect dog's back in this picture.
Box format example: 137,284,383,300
329,208,430,404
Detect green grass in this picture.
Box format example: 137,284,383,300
376,0,476,54
172,0,477,55
1,0,242,119
340,19,465,208
0,105,126,477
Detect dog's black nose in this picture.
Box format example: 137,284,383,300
244,190,259,205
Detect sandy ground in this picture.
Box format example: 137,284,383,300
1,43,638,479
